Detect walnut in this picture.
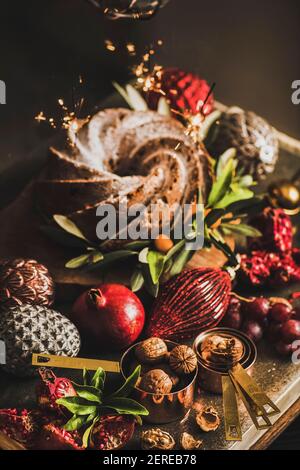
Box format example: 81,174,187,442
152,363,180,387
200,334,244,365
180,432,202,450
196,406,220,432
141,429,175,450
169,345,197,375
139,369,173,394
135,338,168,364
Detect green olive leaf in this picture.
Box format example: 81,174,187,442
83,368,91,386
56,398,98,416
130,269,145,293
82,421,95,449
125,84,148,111
214,186,254,209
157,97,171,116
65,254,91,269
91,368,106,390
110,366,141,399
124,240,150,250
169,248,193,277
208,158,235,208
147,250,166,285
138,247,150,264
102,397,149,416
53,215,88,241
63,415,87,432
216,148,237,178
199,110,222,141
84,250,137,271
164,239,186,262
221,223,262,238
72,384,102,403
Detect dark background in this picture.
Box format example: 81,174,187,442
0,0,299,449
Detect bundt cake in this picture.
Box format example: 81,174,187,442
36,108,212,246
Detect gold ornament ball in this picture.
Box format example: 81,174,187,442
269,181,300,211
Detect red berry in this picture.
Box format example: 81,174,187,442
243,297,270,324
275,341,298,357
242,320,264,343
221,298,242,330
266,322,283,344
281,320,300,343
291,298,300,320
269,298,293,324
294,308,300,321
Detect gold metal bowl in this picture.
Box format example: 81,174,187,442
120,340,198,424
193,327,257,395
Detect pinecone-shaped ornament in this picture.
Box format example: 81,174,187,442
144,67,214,117
208,107,279,180
0,259,55,309
0,304,81,377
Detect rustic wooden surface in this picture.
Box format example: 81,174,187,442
252,398,300,450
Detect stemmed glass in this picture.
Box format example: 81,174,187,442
87,0,170,20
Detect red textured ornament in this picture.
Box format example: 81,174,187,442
248,207,293,254
144,68,214,117
146,268,232,341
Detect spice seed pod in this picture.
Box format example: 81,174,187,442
146,268,232,341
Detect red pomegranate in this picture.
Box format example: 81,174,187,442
36,368,77,413
147,268,232,341
91,415,135,451
34,420,84,450
0,409,40,448
71,284,145,350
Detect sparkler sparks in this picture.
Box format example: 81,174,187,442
34,76,89,144
132,40,165,95
105,39,117,52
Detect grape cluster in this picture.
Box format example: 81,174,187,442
221,296,300,357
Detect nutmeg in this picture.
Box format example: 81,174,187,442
135,337,168,364
196,406,220,432
200,334,244,365
141,428,175,450
139,369,173,394
169,345,197,375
